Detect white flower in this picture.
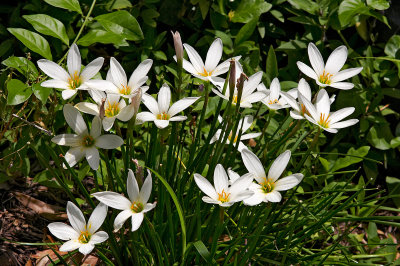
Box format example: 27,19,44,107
241,149,303,206
194,164,254,207
51,104,124,170
211,115,261,152
48,202,108,255
211,63,267,108
297,43,363,90
92,169,156,232
257,78,297,110
75,90,137,131
175,38,240,80
136,84,200,129
38,44,112,100
299,89,358,133
106,57,152,99
280,78,335,120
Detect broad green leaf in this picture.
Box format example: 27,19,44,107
390,136,400,148
265,45,278,86
2,56,39,80
386,176,400,208
384,35,400,58
152,50,167,61
0,39,13,57
7,28,52,60
43,0,82,14
338,0,370,27
23,14,69,45
234,19,257,46
231,0,272,23
106,0,132,10
367,0,390,10
367,222,379,245
276,40,307,51
331,146,370,172
7,79,32,105
367,126,391,150
95,11,143,41
32,83,52,103
77,29,129,46
288,0,319,15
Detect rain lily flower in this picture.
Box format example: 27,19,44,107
106,57,152,99
211,64,267,108
194,164,254,207
47,202,108,255
280,78,335,120
297,43,363,90
257,78,297,110
92,169,156,232
51,104,124,170
136,84,200,129
241,149,303,205
38,44,112,100
175,38,240,80
211,115,261,152
75,90,137,131
299,89,358,133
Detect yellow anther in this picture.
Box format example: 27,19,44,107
131,201,144,213
105,101,120,117
217,189,230,203
156,112,170,120
68,71,82,89
318,70,333,85
318,113,331,128
261,178,275,193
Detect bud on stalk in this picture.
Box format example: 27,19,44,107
229,59,236,97
131,87,142,117
171,31,183,65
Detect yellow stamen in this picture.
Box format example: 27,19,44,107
131,201,144,213
78,228,91,244
318,113,331,128
217,189,230,203
156,112,170,120
261,178,275,193
119,84,131,95
318,70,333,85
105,101,120,117
198,67,213,77
82,135,95,147
68,71,82,90
228,132,238,143
268,99,279,105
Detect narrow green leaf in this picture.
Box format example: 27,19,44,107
23,14,69,45
265,45,278,86
234,19,257,46
7,28,52,60
43,0,82,14
7,79,32,105
95,11,143,41
193,240,217,264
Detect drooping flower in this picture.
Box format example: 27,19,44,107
75,90,137,131
106,57,152,99
257,78,297,110
38,44,112,100
297,43,363,90
280,78,336,120
136,84,200,129
299,89,358,133
92,169,156,232
175,38,240,80
194,164,254,207
51,104,124,170
47,202,108,255
211,115,261,152
241,149,303,205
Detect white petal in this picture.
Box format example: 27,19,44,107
85,80,116,92
67,44,81,76
89,231,108,244
64,147,85,168
240,115,253,132
227,169,240,184
296,61,318,80
323,127,339,133
231,190,254,202
59,240,81,252
205,38,223,72
329,107,355,124
241,148,266,184
85,147,99,170
179,57,198,75
143,203,156,213
90,116,102,138
243,71,263,97
297,78,312,100
79,243,95,255
51,134,80,146
325,45,347,75
168,97,199,117
299,94,318,122
274,174,303,191
229,173,254,196
80,58,104,82
214,164,229,194
63,104,88,135
67,201,86,232
117,104,135,122
110,57,127,87
102,117,116,132
41,80,69,89
87,203,108,234
136,112,156,122
113,209,132,231
140,170,152,204
243,188,264,206
241,91,267,105
127,169,140,202
240,132,261,140
268,150,291,182
89,89,106,104
315,89,330,115
290,111,304,120
95,135,124,149
211,88,229,100
169,115,187,121
332,67,363,83
75,102,99,116
269,78,281,103
280,91,299,112
141,93,159,115
128,59,153,89
92,192,131,210
202,196,220,205
131,213,144,231
154,119,169,128
212,56,241,77
329,82,354,90
194,173,218,200
308,43,325,76
37,59,69,81
183,43,205,73
62,89,77,100
330,119,358,129
48,222,78,240
264,190,282,202
157,84,171,113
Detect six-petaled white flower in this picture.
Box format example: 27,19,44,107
48,202,108,255
136,84,200,128
38,44,112,100
51,104,124,170
92,169,156,232
194,164,254,207
297,43,363,90
257,78,297,110
241,149,303,205
299,89,358,133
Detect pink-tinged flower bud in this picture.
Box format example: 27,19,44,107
229,59,236,96
171,31,183,63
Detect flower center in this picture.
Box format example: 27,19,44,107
318,113,331,128
198,67,213,77
156,112,170,120
318,70,333,85
268,99,279,105
217,189,230,203
78,230,91,244
131,201,144,213
261,178,275,193
82,135,95,147
232,95,238,104
228,132,238,143
119,84,131,95
68,71,82,90
300,104,310,116
105,101,120,117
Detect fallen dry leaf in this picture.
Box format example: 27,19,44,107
14,192,67,220
32,249,99,266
